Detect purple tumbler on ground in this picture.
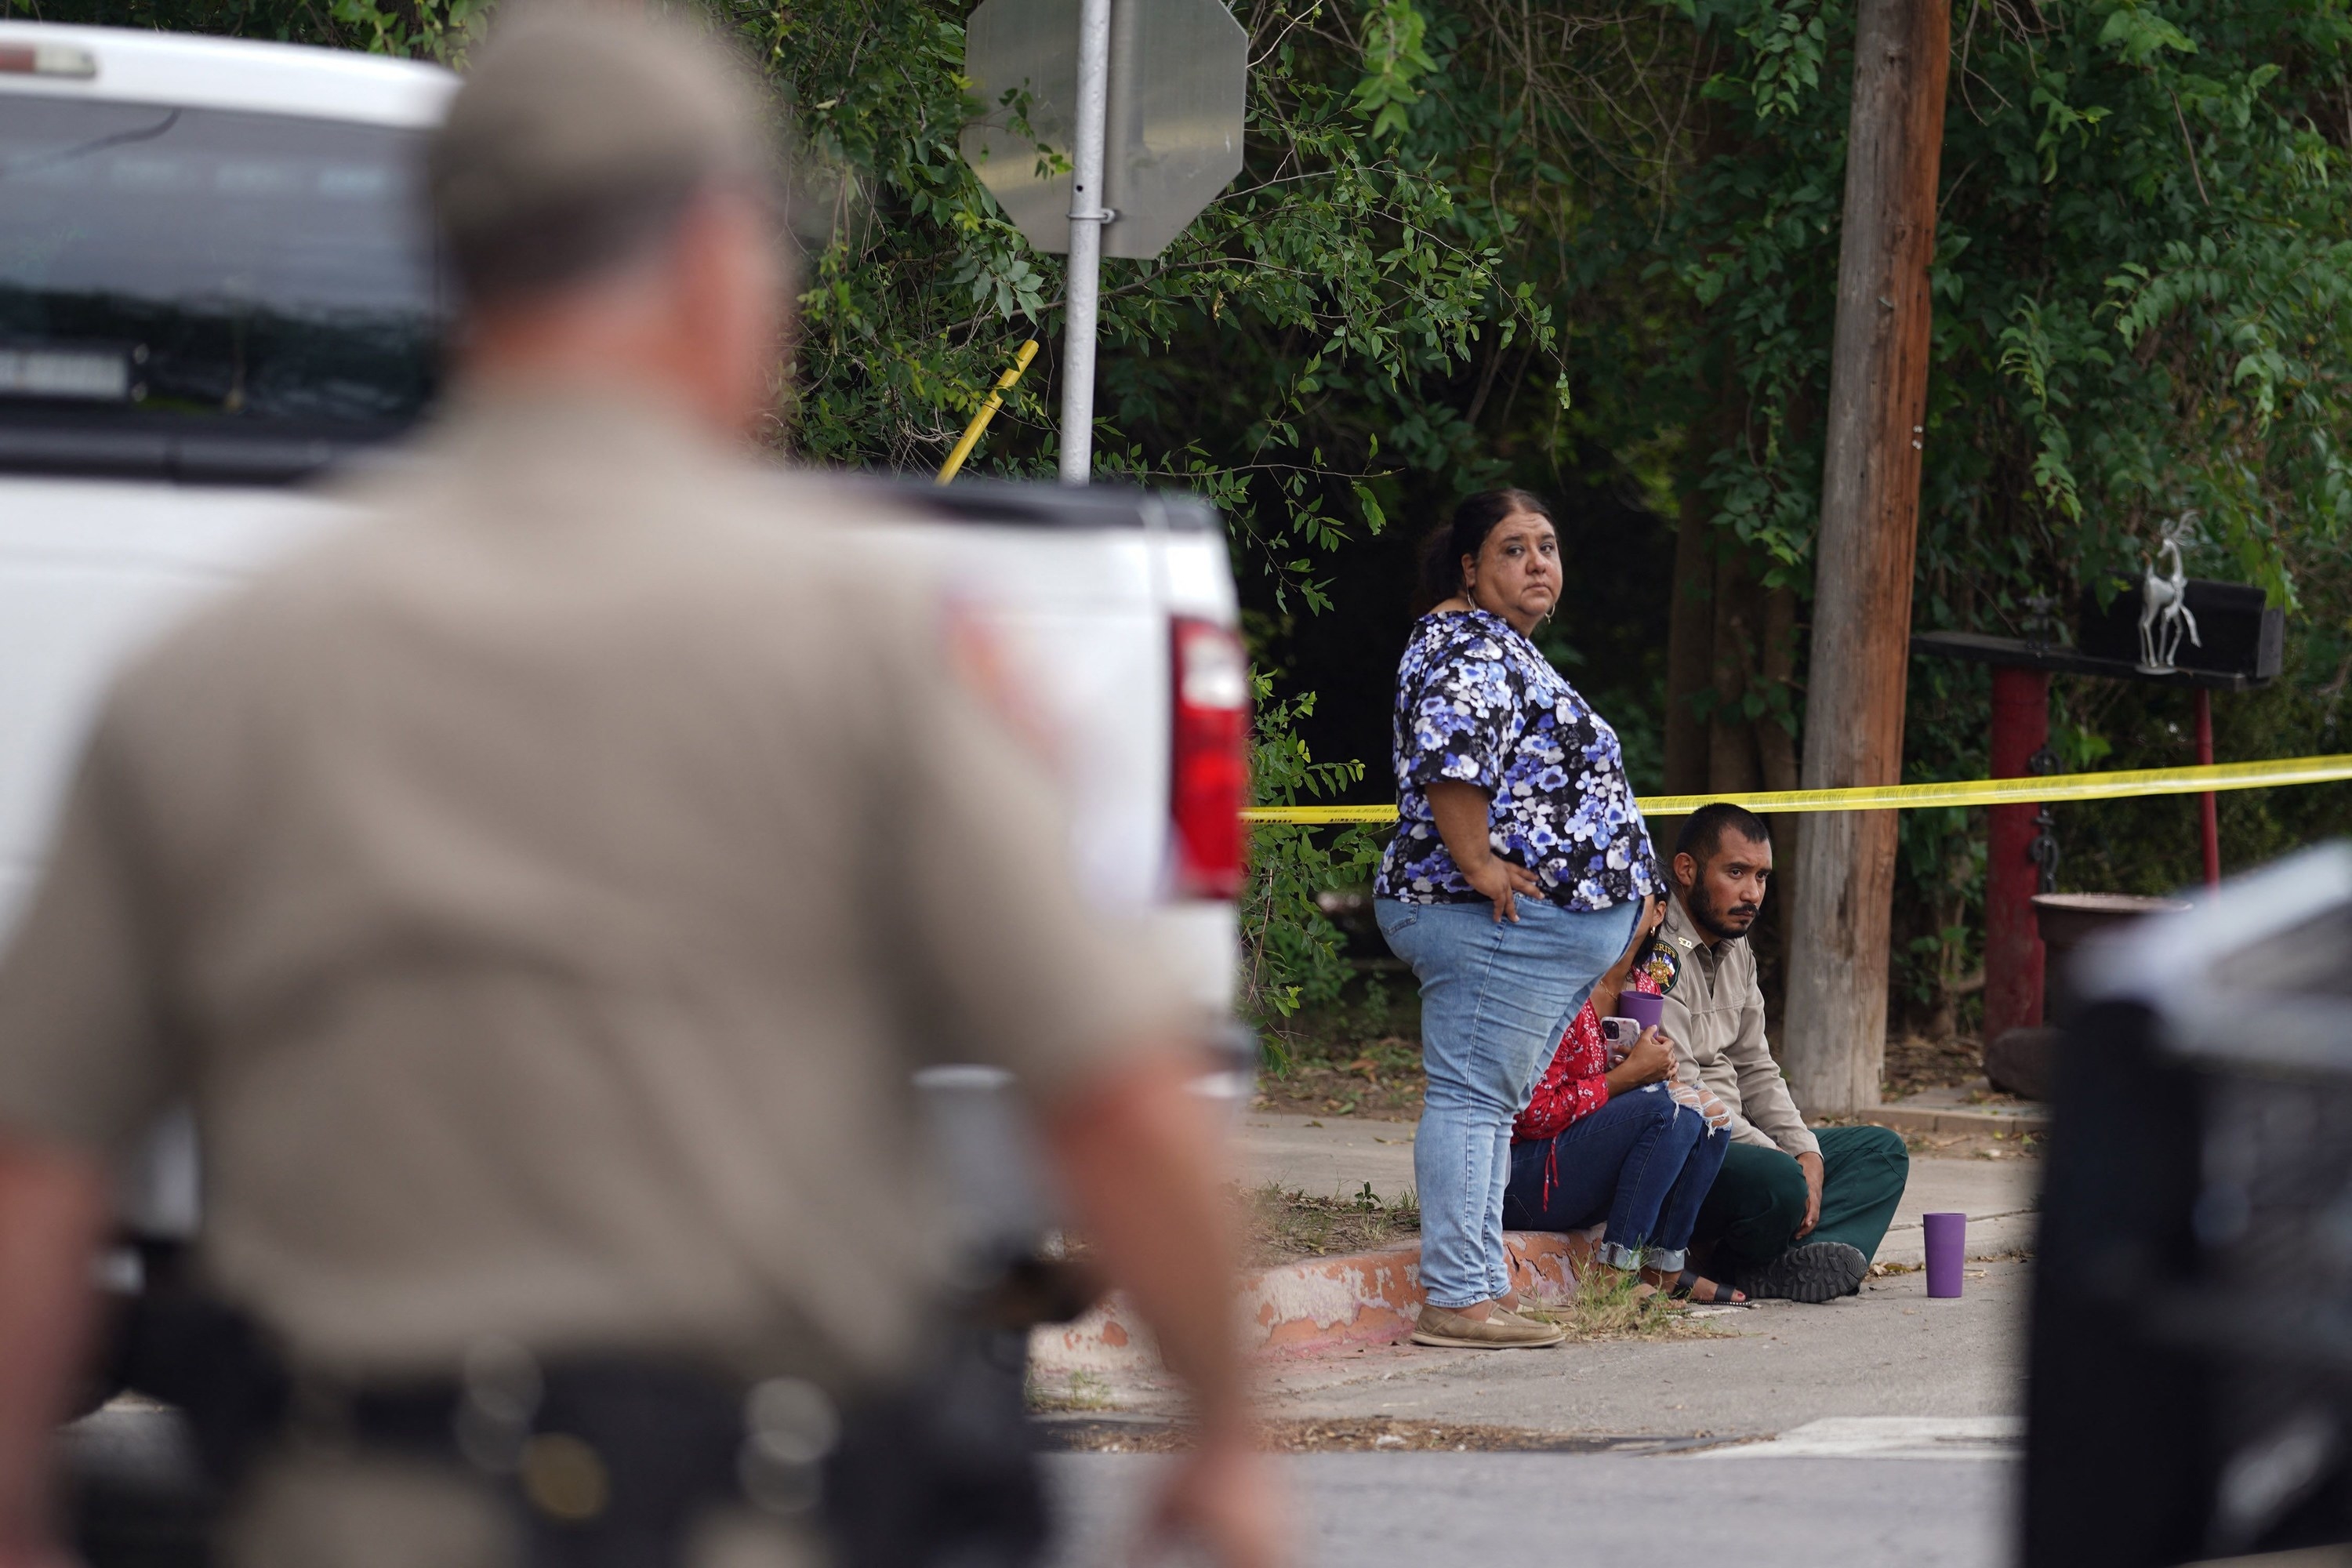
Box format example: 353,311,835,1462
1924,1211,1966,1297
1618,991,1666,1032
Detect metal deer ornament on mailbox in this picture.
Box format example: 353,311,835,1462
2138,519,2202,674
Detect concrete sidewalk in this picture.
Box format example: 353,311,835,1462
1236,1112,1417,1201
1881,1151,2038,1265
1036,1256,2032,1461
1244,1254,2031,1437
1236,1112,2039,1265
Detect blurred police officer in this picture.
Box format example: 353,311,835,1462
0,9,1281,1568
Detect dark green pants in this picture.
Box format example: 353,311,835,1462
1692,1123,1909,1277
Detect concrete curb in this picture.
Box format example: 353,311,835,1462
1861,1105,2048,1136
1029,1229,1599,1377
1028,1200,2041,1378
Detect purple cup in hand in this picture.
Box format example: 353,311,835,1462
1924,1212,1966,1298
1617,991,1666,1033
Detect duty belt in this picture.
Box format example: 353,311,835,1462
112,1293,1047,1568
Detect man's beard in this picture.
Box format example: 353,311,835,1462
1689,881,1761,942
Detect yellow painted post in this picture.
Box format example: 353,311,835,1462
936,339,1040,484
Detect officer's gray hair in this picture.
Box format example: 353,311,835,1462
427,5,781,307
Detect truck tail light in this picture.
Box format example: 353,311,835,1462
1169,616,1250,898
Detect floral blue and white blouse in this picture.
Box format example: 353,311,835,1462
1373,608,1658,912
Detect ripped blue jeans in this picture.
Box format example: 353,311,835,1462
1504,1089,1731,1274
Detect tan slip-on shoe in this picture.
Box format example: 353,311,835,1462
1410,1304,1568,1349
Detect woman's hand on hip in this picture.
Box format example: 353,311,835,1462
1423,780,1537,921
1460,853,1543,923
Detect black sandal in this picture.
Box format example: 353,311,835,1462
1671,1271,1754,1308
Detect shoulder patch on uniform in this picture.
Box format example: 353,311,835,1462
1639,935,1682,995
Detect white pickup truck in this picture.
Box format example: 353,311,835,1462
0,23,1250,1254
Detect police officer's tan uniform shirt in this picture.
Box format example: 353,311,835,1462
1656,894,1819,1156
0,390,1183,1388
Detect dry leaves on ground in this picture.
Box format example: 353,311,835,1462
1251,1034,1424,1121
1036,1416,1729,1453
1882,1033,1987,1098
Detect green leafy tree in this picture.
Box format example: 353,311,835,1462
28,0,2352,1051
1238,681,1383,1047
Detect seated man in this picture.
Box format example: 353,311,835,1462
1655,804,1909,1301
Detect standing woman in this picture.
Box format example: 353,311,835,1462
1375,490,1660,1349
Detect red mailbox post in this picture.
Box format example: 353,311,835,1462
1915,575,2278,1076
1985,665,2052,1041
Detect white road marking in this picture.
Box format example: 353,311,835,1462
1689,1416,2023,1461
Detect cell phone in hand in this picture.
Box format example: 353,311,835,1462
1600,1016,1642,1066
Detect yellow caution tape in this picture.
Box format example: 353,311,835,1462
1241,752,2352,824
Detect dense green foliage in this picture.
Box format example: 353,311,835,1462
34,0,2352,1044
729,0,1555,619
1238,684,1383,1034
1649,0,2352,1014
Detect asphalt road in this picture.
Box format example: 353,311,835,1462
1045,1449,2019,1567
1051,1254,2033,1566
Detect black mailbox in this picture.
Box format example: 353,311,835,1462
2078,579,2285,681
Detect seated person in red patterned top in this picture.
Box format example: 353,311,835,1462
1502,897,1748,1305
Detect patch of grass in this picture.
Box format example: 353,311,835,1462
1242,1181,1419,1269
1025,1368,1115,1414
1516,1265,1730,1344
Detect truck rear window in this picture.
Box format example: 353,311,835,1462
0,95,441,460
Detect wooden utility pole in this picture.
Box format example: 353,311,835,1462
1782,0,1950,1116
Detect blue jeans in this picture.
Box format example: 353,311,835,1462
1376,895,1641,1309
1502,1089,1731,1273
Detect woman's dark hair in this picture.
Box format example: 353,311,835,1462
1413,488,1558,613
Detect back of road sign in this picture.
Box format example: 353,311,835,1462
961,0,1245,259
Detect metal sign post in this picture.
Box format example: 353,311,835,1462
1057,0,1112,484
960,0,1247,485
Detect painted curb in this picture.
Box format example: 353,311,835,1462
1029,1228,1599,1377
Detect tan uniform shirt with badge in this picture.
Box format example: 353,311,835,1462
1652,895,1819,1156
0,390,1185,1390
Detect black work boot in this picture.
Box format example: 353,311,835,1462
1740,1240,1868,1303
